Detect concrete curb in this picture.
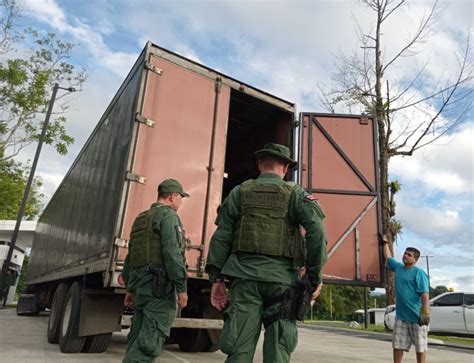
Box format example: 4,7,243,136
298,323,474,351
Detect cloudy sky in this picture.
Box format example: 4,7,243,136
10,0,473,292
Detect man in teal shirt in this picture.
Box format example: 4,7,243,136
206,143,327,363
383,242,430,363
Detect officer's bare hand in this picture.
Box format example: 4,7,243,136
124,292,134,308
177,292,188,309
210,281,227,311
310,283,323,306
118,274,126,286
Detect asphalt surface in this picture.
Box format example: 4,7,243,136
0,307,473,362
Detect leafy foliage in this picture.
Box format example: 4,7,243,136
0,158,43,219
0,28,85,161
15,254,28,294
431,285,449,298
310,285,385,321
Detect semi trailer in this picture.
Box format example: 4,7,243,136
18,41,383,353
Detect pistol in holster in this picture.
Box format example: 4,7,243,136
263,274,315,327
146,264,168,298
282,274,315,321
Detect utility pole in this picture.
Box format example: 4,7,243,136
363,287,368,330
0,84,75,302
422,255,434,298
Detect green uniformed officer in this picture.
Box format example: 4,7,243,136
122,179,189,363
206,143,327,363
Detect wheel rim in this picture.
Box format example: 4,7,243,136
61,295,72,336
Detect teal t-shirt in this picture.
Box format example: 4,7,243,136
388,257,429,323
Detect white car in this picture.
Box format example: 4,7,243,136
384,292,474,335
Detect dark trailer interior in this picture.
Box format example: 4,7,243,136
223,89,295,197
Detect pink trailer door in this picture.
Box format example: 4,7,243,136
119,52,230,278
299,113,383,286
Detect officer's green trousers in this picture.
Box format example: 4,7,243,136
219,279,298,363
123,282,176,363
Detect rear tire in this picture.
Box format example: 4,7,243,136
177,297,215,352
82,332,112,353
59,282,86,353
47,283,69,344
177,328,209,352
204,339,219,352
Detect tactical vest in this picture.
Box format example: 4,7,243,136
232,180,305,265
129,204,167,268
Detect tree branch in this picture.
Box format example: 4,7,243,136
382,0,438,73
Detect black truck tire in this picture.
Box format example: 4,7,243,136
177,296,214,352
59,282,86,353
47,283,69,344
82,332,113,353
177,328,210,352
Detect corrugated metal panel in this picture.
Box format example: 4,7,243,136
26,50,146,283
299,113,382,287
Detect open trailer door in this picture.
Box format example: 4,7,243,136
299,113,383,287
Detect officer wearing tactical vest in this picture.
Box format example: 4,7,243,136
122,179,189,363
206,143,327,363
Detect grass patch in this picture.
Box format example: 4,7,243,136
429,335,474,346
304,320,474,346
304,320,388,333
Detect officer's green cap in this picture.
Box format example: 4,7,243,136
158,179,190,197
255,143,297,168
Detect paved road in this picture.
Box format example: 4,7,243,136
0,308,472,362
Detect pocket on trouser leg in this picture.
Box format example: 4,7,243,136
137,318,165,357
219,305,238,355
278,320,298,354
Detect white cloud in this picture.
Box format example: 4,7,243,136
397,203,463,239
390,123,474,194
24,0,137,78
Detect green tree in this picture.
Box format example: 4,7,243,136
312,285,367,320
320,0,472,305
371,293,386,309
0,1,86,220
0,1,86,161
431,285,449,298
0,158,43,219
15,254,28,294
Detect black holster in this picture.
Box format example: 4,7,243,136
263,275,315,327
282,274,314,321
147,264,168,298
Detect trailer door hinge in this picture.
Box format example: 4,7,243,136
144,61,163,75
114,238,128,248
126,172,147,184
135,113,156,127
360,117,369,125
294,120,300,128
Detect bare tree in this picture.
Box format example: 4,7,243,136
320,0,473,304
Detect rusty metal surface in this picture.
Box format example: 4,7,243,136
300,114,382,286
120,54,230,275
